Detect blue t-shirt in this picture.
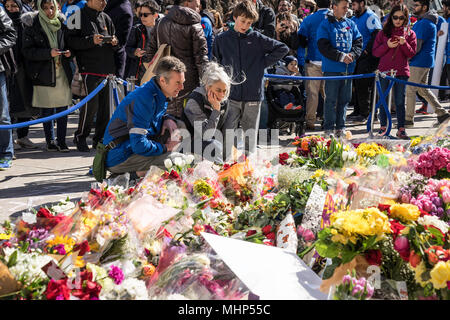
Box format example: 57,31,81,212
201,15,213,60
297,45,306,67
410,17,437,68
298,8,330,62
317,16,362,73
351,8,381,51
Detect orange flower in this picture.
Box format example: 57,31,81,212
143,264,156,277
301,139,309,151
425,246,448,265
409,250,421,268
193,225,205,235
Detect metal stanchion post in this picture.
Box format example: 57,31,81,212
126,76,137,92
108,74,115,119
368,71,379,139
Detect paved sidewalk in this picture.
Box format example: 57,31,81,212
0,103,448,223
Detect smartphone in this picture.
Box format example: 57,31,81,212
102,36,113,43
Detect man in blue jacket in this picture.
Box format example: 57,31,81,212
348,0,381,123
405,0,450,128
212,0,288,158
317,0,362,137
298,0,330,131
103,56,185,177
200,0,214,60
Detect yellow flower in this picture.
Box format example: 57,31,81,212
413,261,430,287
74,255,85,268
430,261,450,289
47,235,76,253
390,203,421,222
331,233,348,245
0,233,13,240
312,169,326,179
355,143,389,158
410,137,422,147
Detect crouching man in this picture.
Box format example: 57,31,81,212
102,56,186,177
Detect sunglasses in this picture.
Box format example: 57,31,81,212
392,15,405,20
140,12,154,17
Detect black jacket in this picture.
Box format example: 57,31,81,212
104,0,133,78
213,27,289,101
21,12,73,87
124,23,151,82
66,6,118,75
0,6,17,74
252,0,276,39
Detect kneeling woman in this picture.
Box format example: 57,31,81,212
182,62,232,163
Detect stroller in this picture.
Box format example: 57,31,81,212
265,66,306,137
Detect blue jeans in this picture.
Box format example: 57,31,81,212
0,72,13,160
41,107,68,144
379,76,407,129
323,72,352,131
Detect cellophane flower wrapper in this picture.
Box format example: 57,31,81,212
276,213,298,253
147,237,249,300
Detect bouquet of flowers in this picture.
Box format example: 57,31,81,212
332,270,374,300
410,147,450,179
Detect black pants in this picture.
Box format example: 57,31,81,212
353,76,374,117
74,74,109,144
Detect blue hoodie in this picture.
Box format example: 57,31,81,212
317,12,363,73
410,11,438,68
103,78,169,168
351,8,381,51
298,8,330,62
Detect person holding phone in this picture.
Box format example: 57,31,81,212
66,0,119,152
372,4,416,139
22,0,74,152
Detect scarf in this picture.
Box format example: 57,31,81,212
37,0,61,62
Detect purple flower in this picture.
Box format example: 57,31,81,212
108,265,125,285
351,284,364,296
342,274,352,285
357,277,367,287
56,294,65,300
366,283,374,299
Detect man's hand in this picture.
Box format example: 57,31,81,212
343,54,353,65
111,35,119,46
93,34,103,45
165,139,180,152
135,48,145,57
161,118,178,136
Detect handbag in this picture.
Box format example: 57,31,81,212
92,134,130,182
71,57,87,97
140,21,171,85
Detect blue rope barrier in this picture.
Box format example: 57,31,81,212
384,75,450,90
0,79,108,130
264,73,376,81
375,79,394,136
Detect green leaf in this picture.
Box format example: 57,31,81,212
427,226,445,245
7,251,18,268
340,249,358,264
315,240,339,258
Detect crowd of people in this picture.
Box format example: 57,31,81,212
0,0,450,175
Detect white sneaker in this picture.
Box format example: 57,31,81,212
16,137,38,149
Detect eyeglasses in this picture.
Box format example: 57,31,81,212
392,15,405,20
140,12,154,17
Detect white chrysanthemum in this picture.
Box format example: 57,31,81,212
5,250,55,284
119,278,149,300
418,215,449,234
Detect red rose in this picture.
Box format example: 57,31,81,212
279,153,289,165
101,190,116,200
246,230,257,237
378,204,391,213
74,240,91,256
89,189,102,198
266,232,276,240
169,170,180,180
45,279,70,300
389,220,406,239
365,249,382,266
37,207,53,219
262,225,272,235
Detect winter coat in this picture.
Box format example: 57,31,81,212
372,26,417,77
65,6,118,75
124,23,151,82
252,0,275,38
21,12,73,87
410,10,439,68
148,5,208,99
103,77,173,168
0,6,17,74
212,27,289,101
104,0,133,78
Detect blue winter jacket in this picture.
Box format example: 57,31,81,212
201,15,213,60
103,78,170,168
298,8,330,62
212,27,289,101
317,12,363,73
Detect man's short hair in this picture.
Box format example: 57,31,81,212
154,56,187,82
232,0,259,21
351,0,365,4
140,0,160,13
414,0,430,9
332,0,350,6
316,0,330,8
